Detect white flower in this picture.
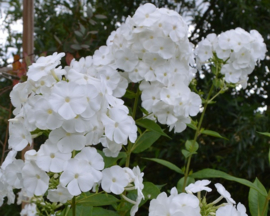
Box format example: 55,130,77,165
49,128,86,153
1,149,17,170
20,203,37,216
27,52,65,81
22,162,49,196
3,159,24,188
49,81,88,120
185,180,212,193
101,165,129,195
60,158,97,196
36,140,71,172
215,183,236,204
47,185,73,203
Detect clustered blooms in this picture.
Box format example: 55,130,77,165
0,2,266,216
97,3,202,133
149,180,248,216
1,52,142,214
195,28,267,88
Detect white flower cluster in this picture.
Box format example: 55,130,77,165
1,51,143,215
149,180,248,216
195,28,267,88
95,3,202,133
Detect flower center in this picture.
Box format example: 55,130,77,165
112,178,116,182
74,173,79,179
36,174,40,179
65,97,70,102
50,153,55,158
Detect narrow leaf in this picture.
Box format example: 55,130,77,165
190,168,268,197
145,158,184,174
98,151,126,168
132,131,160,153
95,14,107,19
201,129,227,140
136,119,170,138
257,132,270,137
248,178,268,216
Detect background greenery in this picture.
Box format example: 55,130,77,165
0,0,270,215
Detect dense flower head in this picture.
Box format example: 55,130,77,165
195,28,267,88
101,3,201,133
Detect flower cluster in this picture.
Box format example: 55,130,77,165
195,28,267,88
149,180,248,216
1,51,143,215
93,3,202,133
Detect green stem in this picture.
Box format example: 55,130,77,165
125,86,140,168
182,83,215,192
72,197,76,216
262,190,270,216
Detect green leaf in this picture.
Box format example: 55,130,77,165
190,168,268,197
136,119,170,138
140,182,160,206
257,132,270,137
181,149,193,158
132,131,161,153
98,151,126,168
71,44,82,50
66,206,93,216
248,178,268,216
95,14,107,19
145,158,184,174
186,120,197,130
177,176,195,193
201,129,227,140
92,207,120,216
76,193,119,206
74,30,83,37
185,140,199,153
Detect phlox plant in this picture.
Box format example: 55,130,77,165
0,3,269,216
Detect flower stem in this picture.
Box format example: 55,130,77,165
72,197,76,216
125,86,140,168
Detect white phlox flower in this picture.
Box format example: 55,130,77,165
49,127,86,153
49,81,88,120
215,183,236,204
47,185,73,203
36,140,71,172
185,179,212,194
20,203,37,216
27,52,65,81
60,158,98,196
3,159,24,189
101,165,129,195
22,161,49,196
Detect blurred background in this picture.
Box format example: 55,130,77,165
0,0,270,215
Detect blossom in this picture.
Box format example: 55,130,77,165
185,180,212,193
101,165,129,194
47,185,73,203
22,162,49,196
20,203,37,216
60,158,97,196
49,81,88,120
215,183,236,204
36,140,71,172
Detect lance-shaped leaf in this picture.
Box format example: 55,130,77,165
248,178,268,216
76,193,119,206
145,158,184,174
190,168,267,197
132,131,160,153
136,119,170,138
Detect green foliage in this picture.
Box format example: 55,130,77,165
75,193,119,206
248,178,268,216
